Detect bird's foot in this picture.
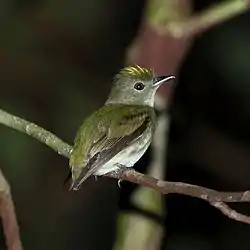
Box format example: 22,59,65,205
114,164,134,188
118,179,122,188
114,163,132,173
94,175,98,181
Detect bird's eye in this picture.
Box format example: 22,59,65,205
134,82,145,91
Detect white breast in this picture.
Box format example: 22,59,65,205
95,128,153,176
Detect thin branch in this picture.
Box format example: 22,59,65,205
0,108,71,158
108,169,250,224
0,169,22,250
107,169,250,203
1,109,250,225
154,0,249,38
210,201,250,224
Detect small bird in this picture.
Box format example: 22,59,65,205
69,65,175,191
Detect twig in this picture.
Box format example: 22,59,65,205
107,169,250,203
0,108,71,158
1,108,250,225
153,0,249,38
108,169,250,224
0,169,22,250
211,201,250,224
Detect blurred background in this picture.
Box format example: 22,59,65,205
0,0,250,249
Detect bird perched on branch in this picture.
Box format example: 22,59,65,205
69,65,175,191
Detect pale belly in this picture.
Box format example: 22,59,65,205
95,128,153,176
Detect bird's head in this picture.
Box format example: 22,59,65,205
106,65,175,106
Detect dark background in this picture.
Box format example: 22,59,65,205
0,0,250,249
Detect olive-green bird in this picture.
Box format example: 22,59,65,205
69,65,175,191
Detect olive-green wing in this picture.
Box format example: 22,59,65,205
69,105,155,190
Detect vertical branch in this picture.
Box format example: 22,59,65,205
0,169,22,250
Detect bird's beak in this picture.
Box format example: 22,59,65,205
153,75,175,87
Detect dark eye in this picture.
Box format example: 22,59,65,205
134,82,145,91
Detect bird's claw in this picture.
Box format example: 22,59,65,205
118,179,122,188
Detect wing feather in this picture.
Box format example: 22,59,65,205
69,104,155,190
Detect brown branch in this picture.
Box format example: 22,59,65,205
211,201,250,224
106,169,250,224
1,108,250,225
0,169,22,250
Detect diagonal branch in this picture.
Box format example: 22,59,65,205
211,201,250,224
152,0,249,38
0,108,71,158
0,108,250,225
0,169,22,250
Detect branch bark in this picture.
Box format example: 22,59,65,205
0,108,71,158
0,108,250,225
0,169,22,250
152,0,249,38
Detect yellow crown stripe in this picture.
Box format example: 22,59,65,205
120,65,153,79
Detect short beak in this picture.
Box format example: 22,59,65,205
153,75,175,87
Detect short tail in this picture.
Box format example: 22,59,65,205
62,170,84,191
